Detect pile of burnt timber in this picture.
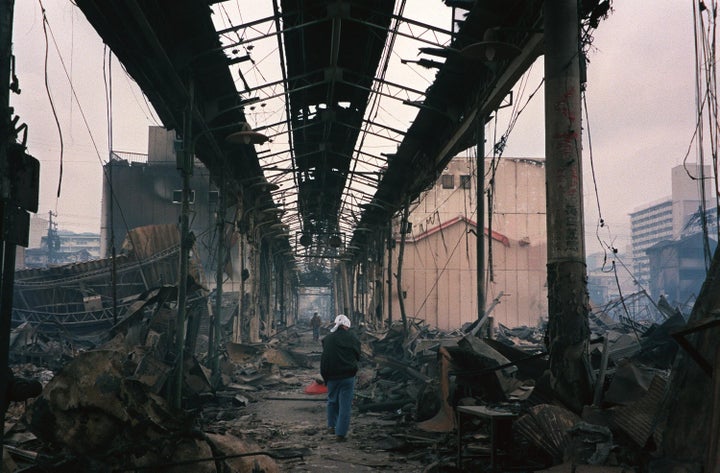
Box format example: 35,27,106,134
2,324,319,471
346,304,701,471
6,248,720,471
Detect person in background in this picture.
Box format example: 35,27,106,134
310,312,322,341
320,314,360,441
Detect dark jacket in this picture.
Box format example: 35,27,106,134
320,328,361,382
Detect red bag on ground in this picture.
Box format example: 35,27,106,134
304,379,328,394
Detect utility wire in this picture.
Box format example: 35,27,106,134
39,0,64,198
582,90,619,272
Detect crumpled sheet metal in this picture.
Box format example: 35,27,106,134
27,349,188,455
515,404,581,461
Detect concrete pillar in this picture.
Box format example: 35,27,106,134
544,0,592,411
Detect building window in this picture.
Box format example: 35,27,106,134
441,174,454,189
460,174,471,189
172,190,195,204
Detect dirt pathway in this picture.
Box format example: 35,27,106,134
213,330,439,472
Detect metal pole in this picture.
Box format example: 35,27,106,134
544,0,592,410
236,236,245,343
279,263,285,325
107,54,118,326
387,225,392,325
0,242,16,425
476,117,486,322
0,0,16,434
172,78,194,409
212,178,224,381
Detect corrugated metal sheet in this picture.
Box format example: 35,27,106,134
515,404,581,460
611,374,668,447
13,224,204,313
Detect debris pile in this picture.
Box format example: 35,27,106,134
335,309,691,471
0,294,700,472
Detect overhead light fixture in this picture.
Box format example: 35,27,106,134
250,181,280,191
299,233,313,247
460,41,521,62
360,202,385,211
261,207,284,215
329,234,343,248
238,97,260,107
225,121,269,145
460,27,520,62
226,129,269,145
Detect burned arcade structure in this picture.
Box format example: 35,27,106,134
1,0,720,472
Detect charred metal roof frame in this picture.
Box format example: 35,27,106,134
278,0,395,246
74,0,287,243
73,0,602,269
350,0,546,254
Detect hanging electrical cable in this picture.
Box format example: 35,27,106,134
582,91,618,275
103,45,119,324
39,0,64,198
690,0,719,269
395,200,410,335
39,5,154,282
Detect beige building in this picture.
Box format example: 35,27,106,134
389,156,547,330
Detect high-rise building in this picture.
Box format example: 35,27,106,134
629,164,715,294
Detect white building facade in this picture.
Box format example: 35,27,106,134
629,164,715,294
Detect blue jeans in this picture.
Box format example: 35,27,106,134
326,376,355,437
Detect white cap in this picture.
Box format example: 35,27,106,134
330,314,351,332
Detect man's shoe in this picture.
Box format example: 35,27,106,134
336,435,347,442
327,427,335,434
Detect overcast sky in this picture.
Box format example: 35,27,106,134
9,1,705,259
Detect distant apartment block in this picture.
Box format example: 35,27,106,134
630,198,673,288
629,164,716,295
647,232,717,309
23,230,101,268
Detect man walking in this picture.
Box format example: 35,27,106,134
310,312,321,341
320,314,360,441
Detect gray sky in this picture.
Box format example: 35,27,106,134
10,1,705,259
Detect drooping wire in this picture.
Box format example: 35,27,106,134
39,0,64,198
103,45,119,322
38,2,104,169
692,0,719,268
493,72,544,157
41,4,147,280
119,61,161,126
582,90,617,272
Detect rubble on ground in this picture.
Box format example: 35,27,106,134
1,300,701,472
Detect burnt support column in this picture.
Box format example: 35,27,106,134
248,241,260,343
340,262,351,317
0,4,14,426
211,177,224,382
387,224,393,326
544,0,592,411
476,117,485,322
171,79,194,409
235,232,245,343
